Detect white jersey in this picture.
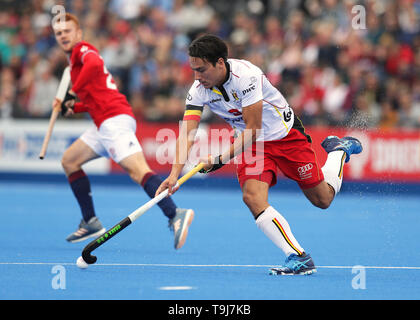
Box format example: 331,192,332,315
186,59,294,142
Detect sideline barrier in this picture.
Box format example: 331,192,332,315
1,119,420,186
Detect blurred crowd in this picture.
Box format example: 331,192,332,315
0,0,419,130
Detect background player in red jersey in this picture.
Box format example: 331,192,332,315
52,13,194,249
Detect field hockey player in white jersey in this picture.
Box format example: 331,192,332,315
156,34,363,275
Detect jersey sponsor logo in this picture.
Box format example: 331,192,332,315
242,85,256,96
209,98,221,103
228,109,242,116
298,163,313,180
283,110,292,122
298,163,313,174
223,116,243,124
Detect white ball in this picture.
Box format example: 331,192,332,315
76,256,89,269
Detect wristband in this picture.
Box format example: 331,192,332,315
61,90,76,116
199,155,225,174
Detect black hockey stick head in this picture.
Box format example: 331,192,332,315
82,247,97,264
80,217,132,265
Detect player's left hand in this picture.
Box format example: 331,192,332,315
51,97,73,117
156,174,179,197
61,89,77,116
199,155,225,173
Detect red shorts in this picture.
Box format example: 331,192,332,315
236,128,324,190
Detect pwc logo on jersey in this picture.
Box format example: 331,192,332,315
242,85,256,96
297,163,313,180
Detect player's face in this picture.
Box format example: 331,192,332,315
189,56,226,89
53,20,82,53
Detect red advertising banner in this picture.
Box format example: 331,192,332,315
111,122,420,183
307,127,420,183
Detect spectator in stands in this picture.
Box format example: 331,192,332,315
397,85,420,128
378,100,399,130
25,62,59,118
0,0,418,130
169,0,215,37
347,92,381,129
0,67,15,118
322,73,349,126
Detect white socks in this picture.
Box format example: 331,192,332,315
321,150,346,196
255,206,304,257
255,151,347,258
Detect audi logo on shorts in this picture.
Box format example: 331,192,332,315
298,163,313,174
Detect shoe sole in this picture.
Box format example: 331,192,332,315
175,209,194,250
269,268,317,276
67,228,106,243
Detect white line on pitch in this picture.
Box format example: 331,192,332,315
0,262,419,270
158,286,197,291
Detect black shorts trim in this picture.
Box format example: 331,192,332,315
292,114,312,143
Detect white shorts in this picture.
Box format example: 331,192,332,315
80,114,143,163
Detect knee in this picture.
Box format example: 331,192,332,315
61,151,75,173
242,190,264,213
118,153,151,185
61,150,87,177
304,182,334,210
242,191,254,208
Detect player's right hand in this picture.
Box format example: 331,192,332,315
156,175,179,197
199,155,225,173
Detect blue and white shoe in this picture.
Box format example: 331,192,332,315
66,217,106,243
270,253,317,275
321,136,363,163
169,208,194,249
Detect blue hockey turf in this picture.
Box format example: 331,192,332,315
0,179,419,300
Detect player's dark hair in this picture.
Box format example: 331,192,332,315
188,34,228,66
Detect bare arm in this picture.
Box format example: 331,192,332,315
155,118,200,196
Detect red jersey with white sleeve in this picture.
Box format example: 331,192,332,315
69,41,134,128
